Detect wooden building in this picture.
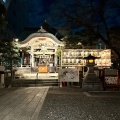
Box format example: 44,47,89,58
18,27,64,73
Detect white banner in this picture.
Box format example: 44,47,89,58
58,68,79,82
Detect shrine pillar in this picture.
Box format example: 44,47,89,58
31,47,34,67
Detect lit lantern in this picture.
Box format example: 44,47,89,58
83,54,100,66
89,59,94,63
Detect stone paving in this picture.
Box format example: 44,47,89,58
0,87,49,120
0,87,120,120
38,87,120,120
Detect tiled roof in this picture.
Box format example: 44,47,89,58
20,27,62,44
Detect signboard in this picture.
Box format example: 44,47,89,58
103,69,119,89
38,38,46,40
58,68,79,82
105,77,118,85
0,65,5,71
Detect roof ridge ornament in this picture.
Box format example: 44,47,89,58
38,26,47,33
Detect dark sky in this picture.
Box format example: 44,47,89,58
28,0,120,28
28,0,55,27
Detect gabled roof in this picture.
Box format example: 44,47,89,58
20,27,62,44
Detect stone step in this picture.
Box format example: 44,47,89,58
12,79,59,87
82,82,103,91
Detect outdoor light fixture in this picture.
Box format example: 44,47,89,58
89,59,94,63
13,38,19,42
15,38,19,42
83,54,100,65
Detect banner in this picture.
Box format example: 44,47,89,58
59,68,79,82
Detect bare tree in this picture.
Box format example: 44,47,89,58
49,0,120,57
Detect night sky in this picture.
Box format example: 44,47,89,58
28,0,55,27
28,0,120,28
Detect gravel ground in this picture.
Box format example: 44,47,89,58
38,87,120,120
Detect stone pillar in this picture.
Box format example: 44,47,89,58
20,57,22,67
22,52,24,66
0,74,4,88
55,49,57,66
28,54,30,65
31,47,34,67
55,55,57,66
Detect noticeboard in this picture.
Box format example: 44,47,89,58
58,68,79,82
104,77,118,85
103,69,119,89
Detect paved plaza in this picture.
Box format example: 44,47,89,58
0,87,120,120
0,87,49,120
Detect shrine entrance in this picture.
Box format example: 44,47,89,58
17,27,64,74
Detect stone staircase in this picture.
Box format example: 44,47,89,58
12,79,59,87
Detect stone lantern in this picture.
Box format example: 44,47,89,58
85,54,97,65
82,54,103,91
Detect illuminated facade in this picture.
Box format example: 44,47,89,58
14,27,112,83
18,27,111,74
18,27,64,73
61,49,111,68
